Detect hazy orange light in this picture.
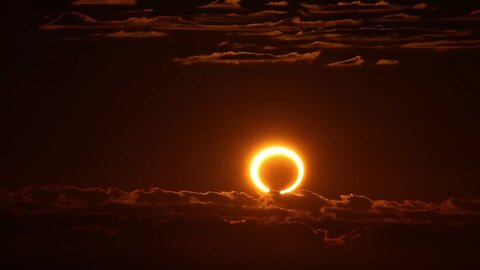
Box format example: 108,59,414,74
250,146,305,194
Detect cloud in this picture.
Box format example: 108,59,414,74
248,10,288,17
337,0,391,8
291,17,362,28
377,13,420,21
37,2,480,63
265,1,289,7
3,186,479,232
375,58,399,65
467,10,480,16
228,30,283,37
190,10,287,25
218,41,276,51
412,3,428,10
71,0,137,5
41,12,286,33
299,40,352,49
172,50,321,65
198,0,242,9
102,30,167,38
42,12,98,29
2,186,480,268
401,40,480,50
301,0,402,15
326,55,365,67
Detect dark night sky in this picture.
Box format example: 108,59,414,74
1,0,480,269
3,39,479,200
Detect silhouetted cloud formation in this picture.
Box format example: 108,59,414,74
29,0,479,64
1,186,480,269
2,186,480,237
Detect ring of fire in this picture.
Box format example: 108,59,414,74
250,146,305,194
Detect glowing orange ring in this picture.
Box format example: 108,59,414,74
250,146,304,194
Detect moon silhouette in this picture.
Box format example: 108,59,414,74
250,146,305,194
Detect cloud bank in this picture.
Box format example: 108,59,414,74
32,0,480,64
1,185,479,269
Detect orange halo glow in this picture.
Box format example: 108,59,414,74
249,146,305,194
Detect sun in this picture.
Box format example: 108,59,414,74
249,146,305,194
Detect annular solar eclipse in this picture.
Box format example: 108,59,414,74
250,146,305,194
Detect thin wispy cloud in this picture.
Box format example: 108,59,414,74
173,51,321,65
376,13,420,21
103,30,167,38
265,1,289,7
375,58,399,65
402,40,480,50
299,40,352,49
326,55,365,67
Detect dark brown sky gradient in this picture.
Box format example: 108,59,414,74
2,46,479,200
